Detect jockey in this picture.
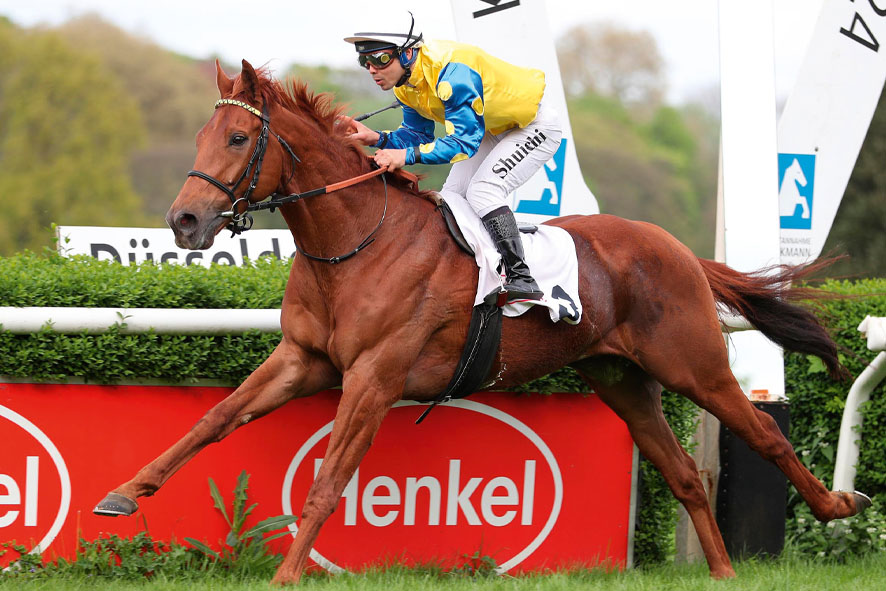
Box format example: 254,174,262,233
343,14,562,302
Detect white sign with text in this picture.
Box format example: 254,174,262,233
56,226,295,267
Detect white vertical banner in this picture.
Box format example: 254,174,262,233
448,0,598,223
718,0,785,397
777,0,886,265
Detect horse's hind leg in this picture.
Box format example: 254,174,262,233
637,315,870,524
683,372,865,521
94,341,337,516
572,358,736,579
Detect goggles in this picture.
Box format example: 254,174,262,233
358,50,398,70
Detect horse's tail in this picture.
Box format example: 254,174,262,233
697,257,850,381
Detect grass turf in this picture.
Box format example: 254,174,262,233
3,554,886,591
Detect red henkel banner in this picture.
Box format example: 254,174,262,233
1,383,635,572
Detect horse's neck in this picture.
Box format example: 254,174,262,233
274,120,405,265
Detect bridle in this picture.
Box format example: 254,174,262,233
188,99,296,234
187,98,388,264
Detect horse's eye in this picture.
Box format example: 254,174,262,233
230,134,248,146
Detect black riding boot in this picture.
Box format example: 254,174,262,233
481,207,544,301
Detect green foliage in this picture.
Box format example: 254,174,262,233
824,87,886,277
632,392,699,566
784,279,886,557
0,250,289,309
54,15,221,223
1,530,212,581
6,554,886,589
57,15,218,145
0,325,282,385
567,92,716,257
0,471,293,582
788,499,886,560
513,366,588,394
0,27,147,255
448,550,499,578
0,542,44,575
0,252,289,384
646,107,697,157
185,471,297,577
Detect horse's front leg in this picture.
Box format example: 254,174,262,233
94,339,338,516
271,360,405,585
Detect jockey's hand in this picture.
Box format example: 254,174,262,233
339,116,379,146
374,149,407,171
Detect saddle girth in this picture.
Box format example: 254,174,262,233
415,289,503,424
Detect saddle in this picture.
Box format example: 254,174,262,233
376,162,536,423
426,192,537,257
417,193,533,424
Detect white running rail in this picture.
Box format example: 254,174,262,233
0,307,754,335
833,316,886,492
0,307,281,335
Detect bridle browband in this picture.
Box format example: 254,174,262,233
187,98,388,264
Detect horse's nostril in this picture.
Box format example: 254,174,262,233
178,213,197,229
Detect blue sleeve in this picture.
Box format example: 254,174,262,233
375,104,435,150
408,62,485,166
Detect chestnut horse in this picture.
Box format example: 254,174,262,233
94,60,870,583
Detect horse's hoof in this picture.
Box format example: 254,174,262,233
93,492,138,517
852,490,873,514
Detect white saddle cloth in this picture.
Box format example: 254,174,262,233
438,192,582,324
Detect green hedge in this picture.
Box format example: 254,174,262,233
783,278,886,557
1,252,883,565
0,250,289,309
785,278,886,498
0,252,288,383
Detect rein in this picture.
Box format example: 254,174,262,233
187,98,389,264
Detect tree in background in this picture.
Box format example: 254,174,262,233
567,94,716,257
0,24,146,255
824,87,886,277
557,23,717,257
557,22,666,110
56,15,220,222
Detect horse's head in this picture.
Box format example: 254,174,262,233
166,60,290,249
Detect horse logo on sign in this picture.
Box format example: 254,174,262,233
778,153,816,230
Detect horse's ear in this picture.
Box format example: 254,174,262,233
216,59,234,98
240,59,260,102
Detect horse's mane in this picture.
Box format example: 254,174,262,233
250,68,430,199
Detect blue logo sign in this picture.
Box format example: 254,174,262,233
778,153,815,230
515,138,567,217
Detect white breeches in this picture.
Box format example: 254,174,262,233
440,100,562,218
